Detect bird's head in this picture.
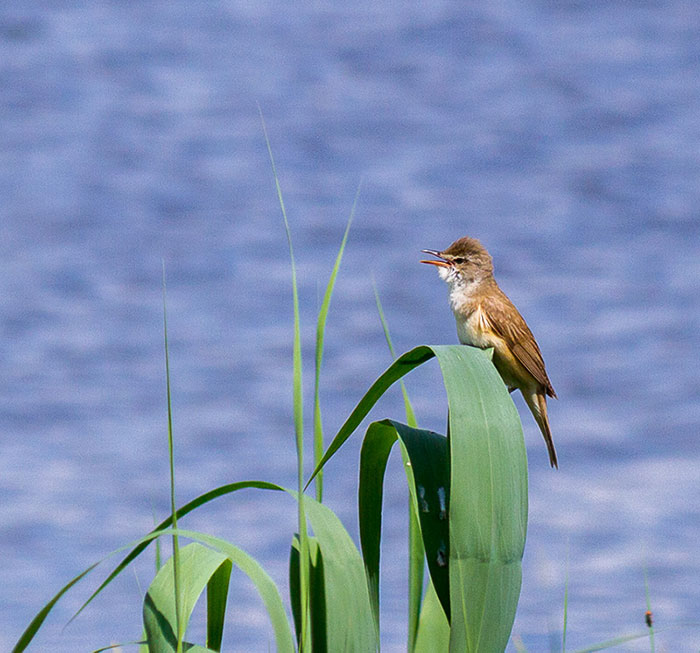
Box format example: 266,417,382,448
420,236,494,286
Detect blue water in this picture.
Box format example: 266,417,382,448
1,2,699,651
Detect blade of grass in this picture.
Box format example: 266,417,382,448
66,481,285,631
161,263,183,653
373,285,423,651
373,283,417,427
313,183,361,502
11,561,102,653
259,106,309,651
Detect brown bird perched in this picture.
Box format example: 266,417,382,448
421,236,558,468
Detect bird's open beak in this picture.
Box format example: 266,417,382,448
420,249,451,268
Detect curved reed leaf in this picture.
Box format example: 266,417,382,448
358,420,449,629
72,481,286,628
302,493,377,652
147,529,296,653
11,561,102,653
144,543,229,653
91,642,146,652
12,482,284,652
305,345,436,489
309,344,528,652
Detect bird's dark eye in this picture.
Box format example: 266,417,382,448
453,257,466,264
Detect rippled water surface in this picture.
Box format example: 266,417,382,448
1,2,699,651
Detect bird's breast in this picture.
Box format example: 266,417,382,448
454,304,499,348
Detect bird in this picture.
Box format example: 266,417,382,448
421,236,558,468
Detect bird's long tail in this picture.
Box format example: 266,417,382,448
524,390,558,469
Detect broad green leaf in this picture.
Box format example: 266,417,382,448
358,418,451,653
358,420,450,633
431,345,527,653
143,543,227,653
413,581,450,653
150,529,295,653
206,559,232,651
303,494,378,652
290,536,326,651
309,344,528,652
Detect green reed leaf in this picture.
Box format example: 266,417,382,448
313,185,360,502
308,344,528,652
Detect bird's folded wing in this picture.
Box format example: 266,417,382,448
483,293,557,398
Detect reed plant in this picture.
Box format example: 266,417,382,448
12,131,675,652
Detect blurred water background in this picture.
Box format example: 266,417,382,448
1,1,699,651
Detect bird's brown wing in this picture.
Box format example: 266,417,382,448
482,288,557,398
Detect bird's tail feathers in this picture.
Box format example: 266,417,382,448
524,390,558,469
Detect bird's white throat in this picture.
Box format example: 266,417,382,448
436,266,482,314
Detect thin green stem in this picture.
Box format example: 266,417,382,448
373,282,417,427
259,106,310,651
162,263,183,653
313,184,361,502
373,284,423,650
